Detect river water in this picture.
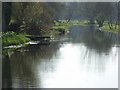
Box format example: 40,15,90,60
2,25,118,88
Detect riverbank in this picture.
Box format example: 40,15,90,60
100,22,119,33
44,20,89,36
2,32,30,47
2,20,119,49
51,20,119,34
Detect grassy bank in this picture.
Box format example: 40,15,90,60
53,20,88,27
44,20,89,36
2,32,30,47
3,20,118,47
101,23,119,33
69,20,89,26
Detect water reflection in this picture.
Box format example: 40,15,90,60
2,55,12,88
40,43,118,88
2,25,118,88
69,26,117,53
7,42,60,88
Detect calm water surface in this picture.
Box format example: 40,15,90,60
3,25,118,88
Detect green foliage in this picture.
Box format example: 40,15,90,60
2,31,30,47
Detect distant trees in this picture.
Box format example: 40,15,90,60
81,2,96,24
48,2,73,23
3,2,119,34
107,3,118,30
9,2,54,35
95,2,118,29
81,2,118,29
4,2,74,35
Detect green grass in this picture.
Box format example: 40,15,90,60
2,31,30,47
52,25,69,31
69,20,89,26
101,23,119,33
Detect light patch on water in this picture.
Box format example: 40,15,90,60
36,43,118,88
26,41,39,45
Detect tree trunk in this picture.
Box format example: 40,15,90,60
2,2,12,32
115,21,117,29
108,22,112,30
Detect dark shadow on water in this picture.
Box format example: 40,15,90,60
2,55,12,88
2,42,60,88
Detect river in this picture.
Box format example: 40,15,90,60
2,25,119,88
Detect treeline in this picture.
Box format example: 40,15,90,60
81,2,118,29
2,2,72,35
60,2,118,29
2,2,119,35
